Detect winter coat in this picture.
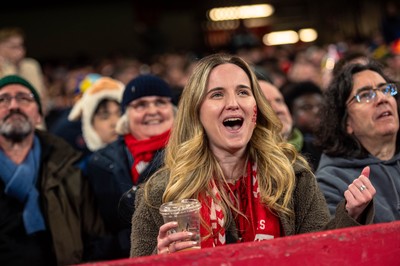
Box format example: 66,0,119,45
86,137,164,259
130,160,374,257
0,130,105,266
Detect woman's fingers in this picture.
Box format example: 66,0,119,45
157,222,197,254
159,222,178,237
157,222,178,254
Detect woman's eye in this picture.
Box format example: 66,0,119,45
359,91,372,100
211,92,223,98
155,99,168,106
135,102,147,109
238,90,250,96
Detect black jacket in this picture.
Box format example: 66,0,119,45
86,137,164,259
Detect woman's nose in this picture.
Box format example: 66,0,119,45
225,94,239,110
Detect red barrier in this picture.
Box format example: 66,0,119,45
79,221,400,266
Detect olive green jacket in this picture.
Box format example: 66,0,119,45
130,161,374,257
37,130,105,265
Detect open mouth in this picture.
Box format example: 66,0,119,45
223,117,243,130
377,111,392,119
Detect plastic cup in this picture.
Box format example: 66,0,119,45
159,199,202,251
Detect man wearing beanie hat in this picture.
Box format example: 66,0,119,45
0,74,105,265
0,75,43,114
86,74,175,259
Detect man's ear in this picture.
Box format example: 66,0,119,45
34,113,43,126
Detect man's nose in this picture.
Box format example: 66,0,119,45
8,97,20,108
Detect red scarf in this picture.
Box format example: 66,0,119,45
200,161,281,247
124,130,170,184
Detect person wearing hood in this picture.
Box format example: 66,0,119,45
68,76,124,174
316,60,400,223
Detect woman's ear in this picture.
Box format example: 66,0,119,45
346,117,353,134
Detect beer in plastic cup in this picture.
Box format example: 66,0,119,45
159,199,201,251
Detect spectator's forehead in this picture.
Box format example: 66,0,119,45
0,84,31,95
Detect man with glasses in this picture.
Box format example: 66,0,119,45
0,75,105,265
316,61,400,223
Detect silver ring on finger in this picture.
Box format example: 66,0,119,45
359,184,367,192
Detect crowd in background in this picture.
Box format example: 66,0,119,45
39,32,400,128
34,29,400,156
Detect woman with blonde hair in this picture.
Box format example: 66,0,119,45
130,53,376,257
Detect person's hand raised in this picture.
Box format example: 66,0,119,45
344,166,376,221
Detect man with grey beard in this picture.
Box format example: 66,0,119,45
0,108,32,142
0,75,105,265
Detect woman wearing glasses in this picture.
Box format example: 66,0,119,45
86,74,176,259
316,60,400,223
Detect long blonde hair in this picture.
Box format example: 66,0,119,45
148,53,309,224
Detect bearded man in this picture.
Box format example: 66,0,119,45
0,75,105,265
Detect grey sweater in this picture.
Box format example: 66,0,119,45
316,152,400,223
131,161,374,257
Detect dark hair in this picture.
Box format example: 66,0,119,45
253,65,274,84
91,98,119,123
283,81,322,113
332,51,370,77
316,60,399,158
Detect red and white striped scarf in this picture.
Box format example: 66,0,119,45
200,161,281,247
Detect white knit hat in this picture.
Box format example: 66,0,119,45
68,77,124,151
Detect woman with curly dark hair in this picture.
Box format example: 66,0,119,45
316,60,400,223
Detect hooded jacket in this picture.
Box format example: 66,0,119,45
316,152,400,223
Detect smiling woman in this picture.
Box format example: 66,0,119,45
130,53,376,258
85,74,176,260
200,63,256,155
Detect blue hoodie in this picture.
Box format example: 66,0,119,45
316,152,400,223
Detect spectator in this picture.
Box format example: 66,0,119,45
283,81,324,170
258,78,304,152
0,27,48,129
68,77,124,174
86,74,175,259
0,75,105,265
48,73,101,157
316,60,399,222
0,27,47,109
130,53,375,257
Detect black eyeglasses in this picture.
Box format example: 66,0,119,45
0,92,35,108
347,83,398,105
